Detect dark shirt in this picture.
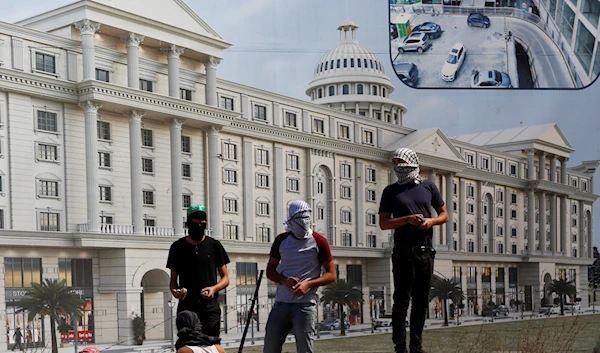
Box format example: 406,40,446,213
378,180,444,247
166,236,230,300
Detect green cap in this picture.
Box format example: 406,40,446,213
186,204,207,217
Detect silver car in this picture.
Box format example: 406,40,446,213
397,32,431,54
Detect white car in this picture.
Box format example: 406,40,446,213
564,303,581,313
441,43,466,82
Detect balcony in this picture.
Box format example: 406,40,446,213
77,223,188,236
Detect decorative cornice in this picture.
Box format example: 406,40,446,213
418,154,467,173
0,68,78,102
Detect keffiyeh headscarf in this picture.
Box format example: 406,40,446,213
175,310,220,350
284,200,312,239
392,148,422,185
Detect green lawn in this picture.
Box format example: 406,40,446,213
239,314,600,353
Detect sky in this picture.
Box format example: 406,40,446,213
2,0,600,249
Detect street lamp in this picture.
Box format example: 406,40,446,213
167,299,175,352
519,290,524,320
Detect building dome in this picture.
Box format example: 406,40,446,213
306,20,407,124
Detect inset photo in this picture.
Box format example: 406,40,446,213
389,0,600,89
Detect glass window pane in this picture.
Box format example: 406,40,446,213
13,258,23,287
5,257,13,288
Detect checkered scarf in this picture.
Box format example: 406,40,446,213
392,148,422,185
284,200,312,239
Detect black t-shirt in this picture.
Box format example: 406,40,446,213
166,236,230,299
378,180,445,247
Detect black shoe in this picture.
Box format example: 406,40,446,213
395,344,408,353
410,348,428,353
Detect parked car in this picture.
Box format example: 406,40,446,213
471,70,513,88
467,13,490,28
564,302,581,313
441,42,466,82
393,62,419,87
397,32,431,54
411,22,443,39
320,318,350,331
481,304,509,317
390,23,399,40
539,305,560,314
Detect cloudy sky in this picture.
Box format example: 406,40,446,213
2,0,600,248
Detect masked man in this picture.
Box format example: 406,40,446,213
263,200,336,353
379,148,448,353
167,204,230,337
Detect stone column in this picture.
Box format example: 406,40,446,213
538,152,546,180
129,111,145,234
561,158,569,184
504,186,510,254
117,288,142,344
560,196,568,256
79,101,102,232
476,181,483,253
527,189,535,252
429,170,439,245
206,126,221,238
527,149,535,180
459,179,466,251
579,200,585,257
74,20,100,81
166,45,185,98
170,119,185,236
243,138,254,241
205,57,220,106
549,193,557,255
549,155,557,182
274,143,285,235
539,191,547,253
125,33,144,89
588,211,594,258
445,173,454,248
356,160,365,246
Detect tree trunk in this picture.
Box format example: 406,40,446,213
339,304,346,336
50,317,58,353
443,299,449,326
560,295,565,315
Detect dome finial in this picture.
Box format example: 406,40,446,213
337,20,359,41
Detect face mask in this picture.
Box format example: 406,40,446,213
188,223,206,241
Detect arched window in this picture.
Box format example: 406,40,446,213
372,86,378,95
342,85,349,95
318,88,323,99
329,86,335,96
382,87,387,97
357,84,363,94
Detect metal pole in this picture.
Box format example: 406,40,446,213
73,316,78,353
238,270,264,353
170,306,174,352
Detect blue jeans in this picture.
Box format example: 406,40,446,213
263,301,317,353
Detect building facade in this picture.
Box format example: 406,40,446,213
0,0,597,348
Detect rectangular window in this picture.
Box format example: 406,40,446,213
496,161,504,173
258,227,271,242
224,224,238,240
285,112,297,128
141,128,153,147
341,211,352,223
143,218,155,227
224,199,238,213
287,154,299,170
223,142,237,160
220,96,234,111
100,215,113,225
511,209,517,219
37,111,57,132
256,148,269,165
317,182,324,194
287,178,300,192
453,183,457,195
182,163,191,178
317,207,324,220
342,232,352,246
58,259,92,288
253,104,267,121
511,244,517,254
466,154,474,166
142,158,154,173
367,214,376,226
313,119,325,133
35,52,55,74
467,185,474,197
511,228,517,237
467,204,474,214
366,168,377,182
180,88,192,101
256,174,269,188
510,164,517,176
481,157,489,170
99,186,112,202
39,212,59,231
139,79,153,92
4,258,42,288
0,209,4,229
95,69,109,82
257,202,270,216
143,191,154,205
38,180,58,197
341,163,352,178
339,124,350,139
363,130,373,144
497,207,503,217
468,241,474,252
224,169,237,184
37,144,58,161
497,190,504,202
367,189,376,202
368,234,377,248
341,185,352,199
467,223,474,233
181,135,191,153
183,194,191,208
511,193,517,204
97,121,111,140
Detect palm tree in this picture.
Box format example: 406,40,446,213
17,279,86,353
429,278,464,326
548,278,576,315
320,280,363,336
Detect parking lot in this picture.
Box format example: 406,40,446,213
391,13,509,88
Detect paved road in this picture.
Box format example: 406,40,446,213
506,17,575,88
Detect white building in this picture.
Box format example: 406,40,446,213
0,0,597,349
533,0,600,86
